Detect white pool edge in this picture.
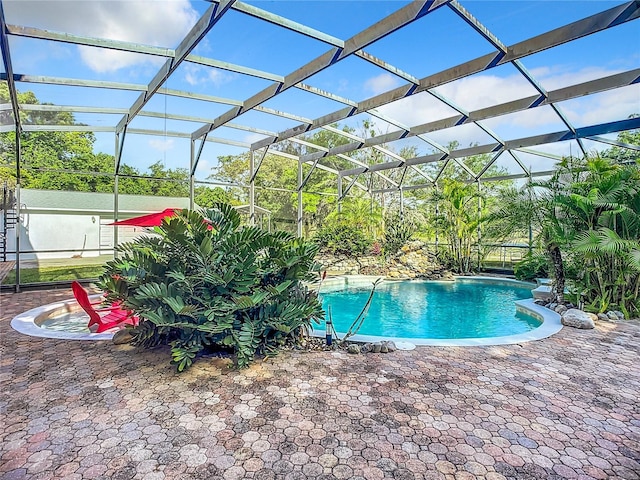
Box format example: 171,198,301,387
12,276,563,345
314,276,563,347
10,297,115,341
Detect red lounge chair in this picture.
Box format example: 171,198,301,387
71,281,138,333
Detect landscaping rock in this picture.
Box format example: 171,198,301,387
317,241,450,280
554,304,568,315
607,311,619,321
347,344,361,354
371,342,382,353
612,310,625,320
361,343,372,353
597,313,609,322
380,343,389,353
561,309,595,329
112,329,134,345
383,341,396,352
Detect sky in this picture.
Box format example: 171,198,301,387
2,0,639,181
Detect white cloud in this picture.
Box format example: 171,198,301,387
364,73,401,95
183,63,234,87
149,138,175,152
4,0,198,73
195,158,211,176
530,65,624,91
376,91,460,129
435,73,539,112
243,132,267,145
562,86,640,127
375,66,638,140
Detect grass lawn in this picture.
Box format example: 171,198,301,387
3,265,105,284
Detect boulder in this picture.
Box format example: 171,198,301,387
611,310,625,321
554,304,568,315
606,311,619,321
371,342,382,353
347,344,361,354
561,309,595,329
112,328,134,345
383,341,397,352
597,313,609,322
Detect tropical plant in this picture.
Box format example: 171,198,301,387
554,155,640,316
314,221,371,256
98,204,324,370
489,153,640,315
383,210,421,258
430,179,483,273
513,253,549,281
488,181,571,303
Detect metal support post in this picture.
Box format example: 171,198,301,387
337,175,342,214
297,161,303,237
189,139,195,211
434,192,439,251
399,187,404,217
528,173,533,256
249,150,255,226
477,180,482,270
14,182,20,292
113,133,120,256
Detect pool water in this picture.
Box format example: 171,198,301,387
320,279,540,339
40,311,91,333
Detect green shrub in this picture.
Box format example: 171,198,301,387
383,212,419,258
513,253,549,281
314,222,370,256
98,204,324,370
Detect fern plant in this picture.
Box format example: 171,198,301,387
98,204,324,370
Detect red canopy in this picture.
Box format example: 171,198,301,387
108,208,179,227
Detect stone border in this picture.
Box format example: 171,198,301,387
314,275,563,347
10,297,115,341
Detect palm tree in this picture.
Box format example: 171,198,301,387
488,183,569,303
489,154,640,315
554,156,640,316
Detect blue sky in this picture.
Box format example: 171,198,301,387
3,0,639,180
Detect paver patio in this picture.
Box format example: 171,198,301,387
1,287,639,480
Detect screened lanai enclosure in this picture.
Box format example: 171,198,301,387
0,0,638,289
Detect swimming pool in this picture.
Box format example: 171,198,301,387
318,276,562,346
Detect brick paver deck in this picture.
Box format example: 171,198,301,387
1,288,639,479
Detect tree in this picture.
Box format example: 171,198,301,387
600,123,639,164
0,86,196,198
554,155,640,316
489,152,640,314
0,84,99,188
194,186,236,207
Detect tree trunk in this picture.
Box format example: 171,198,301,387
548,244,565,304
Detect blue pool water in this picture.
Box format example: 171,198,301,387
320,279,540,339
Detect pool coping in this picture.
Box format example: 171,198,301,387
10,297,116,341
11,275,563,345
313,275,563,347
